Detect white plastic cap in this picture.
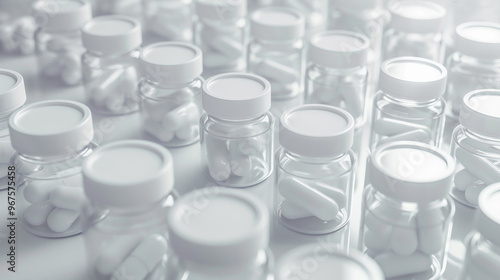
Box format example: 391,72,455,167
139,42,203,84
9,100,94,157
168,187,269,266
455,22,500,60
476,183,500,246
195,0,246,20
279,105,354,158
202,73,271,120
82,140,174,208
459,89,500,139
250,7,305,41
275,245,384,280
379,57,447,101
369,141,455,203
309,30,370,69
32,0,92,31
81,15,142,55
389,0,446,33
0,69,26,114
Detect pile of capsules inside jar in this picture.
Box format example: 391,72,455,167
2,0,500,280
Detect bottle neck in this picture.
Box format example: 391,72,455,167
283,149,351,164
382,91,441,106
311,64,366,76
17,142,95,164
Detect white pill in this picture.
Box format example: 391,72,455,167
206,137,231,181
24,180,60,204
204,53,238,68
89,69,126,102
418,226,443,255
95,235,143,276
454,168,479,192
465,184,485,205
364,212,393,235
175,125,199,141
248,156,270,180
46,208,79,233
141,97,178,122
230,153,252,177
375,252,432,278
364,228,390,253
390,226,418,256
162,102,199,131
373,118,430,136
456,147,500,185
209,36,243,59
313,182,347,209
278,177,339,221
339,83,364,118
280,199,314,220
111,234,168,280
144,120,175,143
0,141,15,163
61,69,81,86
61,52,81,71
229,138,265,157
50,186,87,211
376,129,431,147
24,201,54,226
256,59,298,84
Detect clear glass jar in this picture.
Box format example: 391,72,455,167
166,187,272,280
275,245,384,280
248,7,305,121
370,57,447,149
444,22,500,120
459,183,500,280
200,73,274,187
449,89,500,208
33,0,91,87
142,0,193,42
383,0,446,63
138,42,203,147
81,15,142,115
0,0,36,55
82,140,175,280
9,100,97,238
305,30,369,129
361,142,455,279
278,0,328,41
275,105,356,236
0,69,26,190
194,0,247,78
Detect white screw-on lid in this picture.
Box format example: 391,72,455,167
309,30,370,69
389,0,446,34
275,245,384,280
32,0,92,31
379,57,447,101
81,15,142,55
476,183,500,246
250,7,305,41
82,140,174,208
9,100,94,157
459,89,500,139
168,187,269,266
279,105,354,158
455,22,500,59
139,42,202,84
0,69,26,113
195,0,246,20
202,73,271,120
369,141,455,203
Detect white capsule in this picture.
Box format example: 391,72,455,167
111,234,168,280
61,52,81,72
278,177,339,221
204,53,238,68
46,208,79,233
209,35,243,59
364,228,391,253
141,97,178,122
0,140,15,163
456,147,500,185
376,129,431,147
50,186,87,211
206,137,231,182
256,59,298,84
228,138,265,157
364,211,393,235
373,118,430,136
230,153,252,177
390,226,418,256
280,199,314,220
24,180,61,204
418,225,443,255
149,14,191,41
375,252,432,278
175,125,199,141
95,235,143,276
61,69,81,86
339,83,364,118
313,182,347,209
162,102,200,131
24,201,55,226
144,120,175,143
89,69,125,105
465,184,485,205
454,168,479,191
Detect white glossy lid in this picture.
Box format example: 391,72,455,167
279,105,354,158
460,89,500,138
379,57,447,101
202,73,271,120
32,0,92,31
139,42,202,84
369,141,455,203
309,30,370,69
275,245,384,280
9,100,94,157
389,0,446,33
455,22,500,59
477,183,500,246
168,187,269,266
82,15,142,55
0,69,26,113
250,7,305,41
195,0,246,20
82,140,174,208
